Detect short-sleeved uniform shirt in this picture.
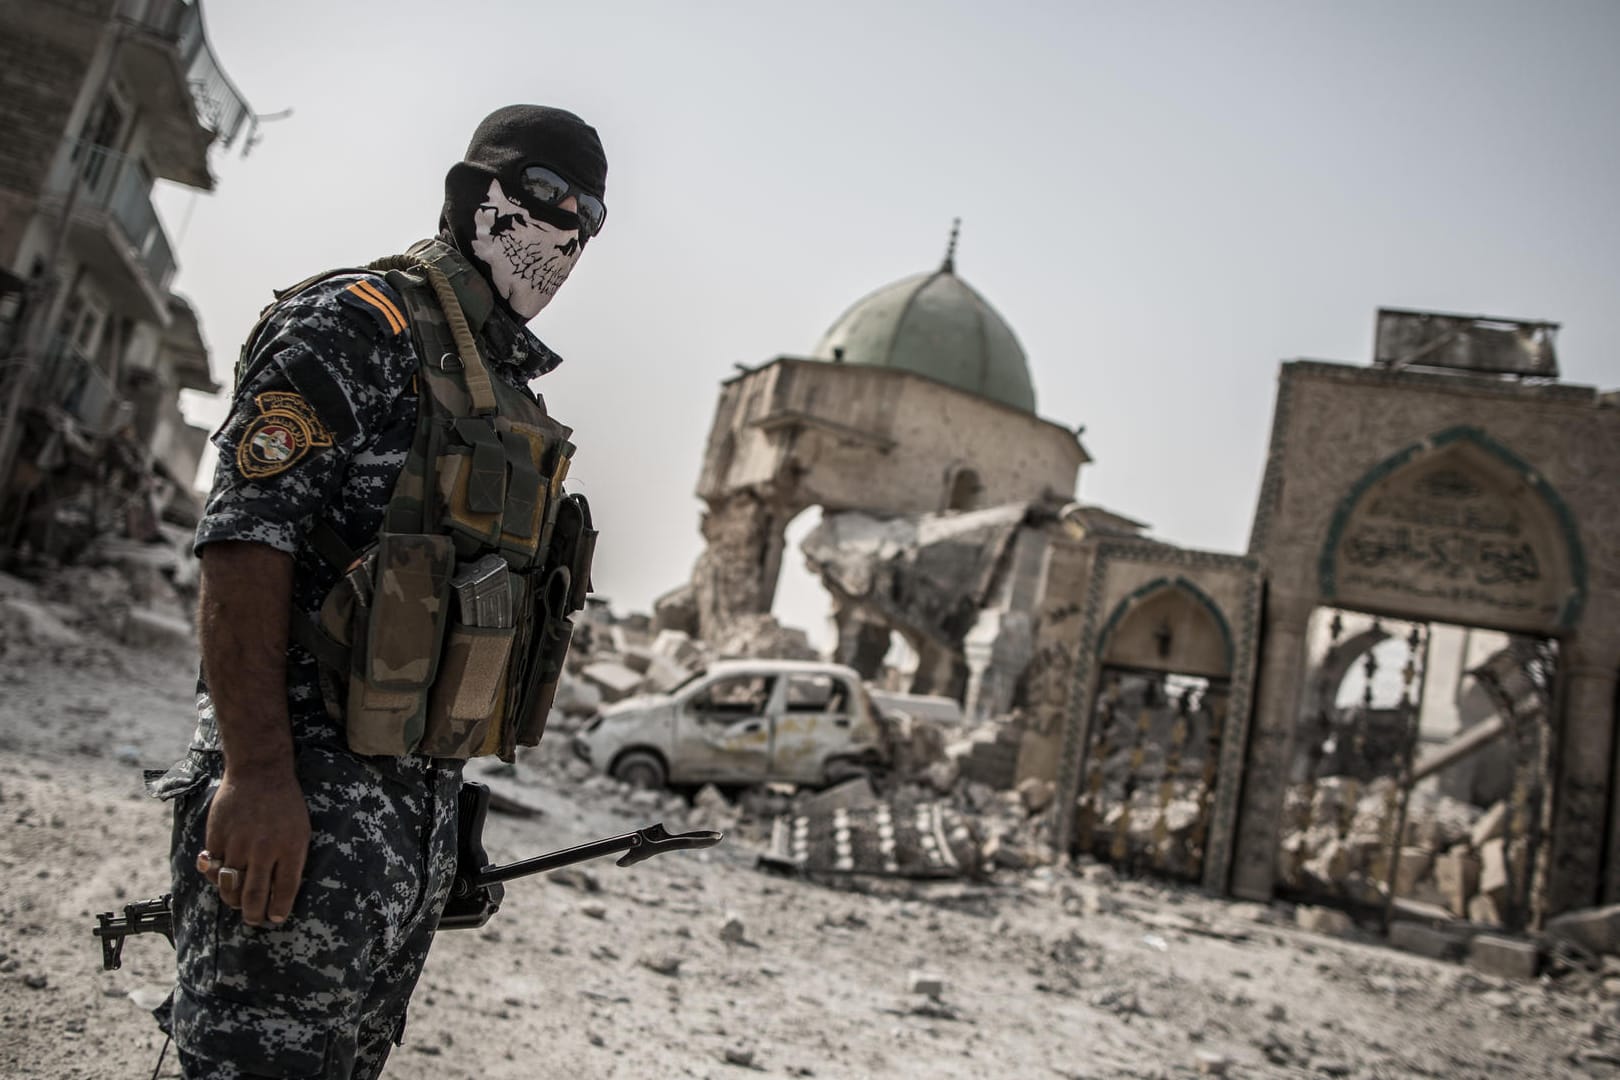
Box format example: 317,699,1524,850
191,260,562,750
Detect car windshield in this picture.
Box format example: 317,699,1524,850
669,666,708,693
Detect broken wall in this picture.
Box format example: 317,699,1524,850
1240,362,1620,912
687,359,1085,639
1036,539,1263,894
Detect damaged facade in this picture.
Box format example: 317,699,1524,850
671,239,1620,933
669,235,1094,716
0,0,249,560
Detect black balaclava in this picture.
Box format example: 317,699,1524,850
440,105,608,322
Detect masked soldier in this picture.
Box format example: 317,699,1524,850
147,105,606,1078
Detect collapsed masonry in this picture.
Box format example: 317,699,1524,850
657,255,1620,937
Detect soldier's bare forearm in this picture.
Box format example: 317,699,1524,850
197,541,297,777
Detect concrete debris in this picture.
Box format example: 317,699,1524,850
719,913,748,945
690,785,742,833
868,690,963,727
580,660,644,702
548,868,601,892
1278,779,1524,930
947,719,1024,790
1295,906,1356,938
0,597,84,648
1468,894,1503,926
907,971,947,997
1469,934,1538,980
651,628,705,669
1471,800,1509,848
922,758,960,794
1435,849,1482,917
120,607,192,655
1478,838,1511,908
1016,777,1055,814
711,613,819,661
720,1045,758,1069
796,777,879,815
650,582,698,637
552,672,604,717
1389,921,1466,962
639,953,683,977
1544,905,1620,958
884,712,949,777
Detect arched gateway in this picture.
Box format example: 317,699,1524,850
1236,360,1619,921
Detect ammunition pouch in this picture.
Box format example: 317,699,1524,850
288,243,596,762
343,532,455,756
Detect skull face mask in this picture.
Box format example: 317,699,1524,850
468,177,584,320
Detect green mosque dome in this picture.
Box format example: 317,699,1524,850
810,228,1036,414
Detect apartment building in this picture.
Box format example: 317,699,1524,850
0,0,247,555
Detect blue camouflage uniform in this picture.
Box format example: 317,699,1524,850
150,244,563,1079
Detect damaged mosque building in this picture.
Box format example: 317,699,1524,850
654,228,1620,933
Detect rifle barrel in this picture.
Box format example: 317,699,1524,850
473,831,640,886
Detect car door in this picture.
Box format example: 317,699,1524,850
672,673,774,783
771,672,854,784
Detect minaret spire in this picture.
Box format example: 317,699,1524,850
941,217,961,273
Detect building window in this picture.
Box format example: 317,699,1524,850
946,468,981,512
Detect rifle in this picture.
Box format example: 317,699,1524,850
93,781,723,971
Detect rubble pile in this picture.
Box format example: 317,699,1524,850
1277,777,1526,927
556,605,824,715
1075,776,1213,881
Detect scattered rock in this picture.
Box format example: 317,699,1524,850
1469,934,1538,981
1478,838,1511,907
22,973,47,990
720,1045,758,1068
580,660,644,703
1390,920,1465,962
1471,801,1508,849
640,953,682,977
1194,1050,1230,1076
1435,849,1481,918
578,901,608,920
1468,893,1503,927
720,913,748,945
1016,776,1055,814
1545,904,1620,958
908,971,947,997
549,867,601,893
796,776,878,815
1296,906,1355,938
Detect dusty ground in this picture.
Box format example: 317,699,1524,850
1,568,1617,1080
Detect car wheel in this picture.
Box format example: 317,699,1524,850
612,750,667,790
822,756,874,787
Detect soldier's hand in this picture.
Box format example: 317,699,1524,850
199,766,311,927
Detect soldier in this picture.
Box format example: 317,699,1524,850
147,105,607,1078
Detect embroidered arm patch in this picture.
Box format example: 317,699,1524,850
235,391,335,478
337,279,408,337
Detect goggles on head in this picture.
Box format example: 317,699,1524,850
517,164,606,238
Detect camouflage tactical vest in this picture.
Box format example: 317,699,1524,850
261,239,595,762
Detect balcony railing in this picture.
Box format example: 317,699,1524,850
52,142,178,294
118,0,251,147
40,337,121,432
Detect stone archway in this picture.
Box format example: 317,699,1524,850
1073,579,1236,882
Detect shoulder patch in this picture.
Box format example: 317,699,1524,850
336,278,408,337
236,391,335,479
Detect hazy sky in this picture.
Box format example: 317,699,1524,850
159,0,1620,638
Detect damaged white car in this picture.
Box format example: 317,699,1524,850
571,660,886,790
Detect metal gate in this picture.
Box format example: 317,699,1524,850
1278,610,1554,931
1073,669,1228,882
